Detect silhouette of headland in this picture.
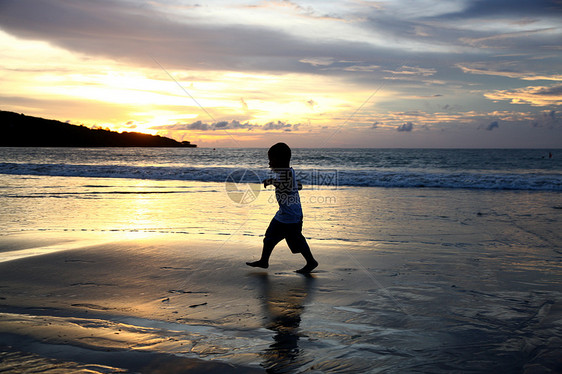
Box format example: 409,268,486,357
0,111,196,147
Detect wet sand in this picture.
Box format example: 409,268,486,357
0,232,561,373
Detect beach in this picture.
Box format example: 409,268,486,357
2,0,562,369
1,148,561,372
1,230,561,373
1,169,561,372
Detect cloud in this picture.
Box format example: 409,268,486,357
299,57,335,67
537,85,562,96
0,0,404,75
153,119,302,132
343,64,381,72
240,98,249,112
306,99,317,109
155,120,256,131
246,0,342,21
484,84,562,106
486,121,500,131
437,0,562,19
409,93,444,99
0,0,557,86
263,120,300,131
458,27,559,50
427,1,562,52
397,122,414,132
457,62,562,81
184,121,209,131
384,66,436,77
533,110,561,128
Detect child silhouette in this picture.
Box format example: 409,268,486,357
246,143,318,274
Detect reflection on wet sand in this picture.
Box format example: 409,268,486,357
251,273,315,373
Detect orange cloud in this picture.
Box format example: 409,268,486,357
484,84,562,106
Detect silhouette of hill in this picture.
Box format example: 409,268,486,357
0,111,196,147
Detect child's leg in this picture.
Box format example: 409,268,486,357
247,236,282,268
295,239,318,273
299,244,316,265
286,222,318,273
247,219,284,269
260,236,280,264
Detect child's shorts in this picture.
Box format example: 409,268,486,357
264,218,309,254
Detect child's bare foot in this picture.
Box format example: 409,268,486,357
246,260,269,269
296,260,318,274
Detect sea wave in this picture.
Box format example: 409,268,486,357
1,162,561,191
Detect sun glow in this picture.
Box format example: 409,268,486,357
2,0,561,149
1,28,364,139
0,28,407,146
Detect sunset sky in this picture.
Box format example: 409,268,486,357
1,0,561,147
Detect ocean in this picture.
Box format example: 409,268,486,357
1,147,561,243
1,147,561,190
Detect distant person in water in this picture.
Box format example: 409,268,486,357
246,142,318,274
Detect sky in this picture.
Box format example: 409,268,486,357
1,0,561,148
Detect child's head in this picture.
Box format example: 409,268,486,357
268,142,291,169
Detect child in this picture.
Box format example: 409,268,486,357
246,142,318,274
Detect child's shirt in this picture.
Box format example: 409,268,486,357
273,167,303,224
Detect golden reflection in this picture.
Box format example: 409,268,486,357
250,273,315,373
117,180,160,240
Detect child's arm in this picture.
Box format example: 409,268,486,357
262,178,287,190
263,170,294,192
263,178,275,188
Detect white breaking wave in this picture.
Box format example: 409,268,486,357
1,162,561,191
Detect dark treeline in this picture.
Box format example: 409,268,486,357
0,111,196,147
